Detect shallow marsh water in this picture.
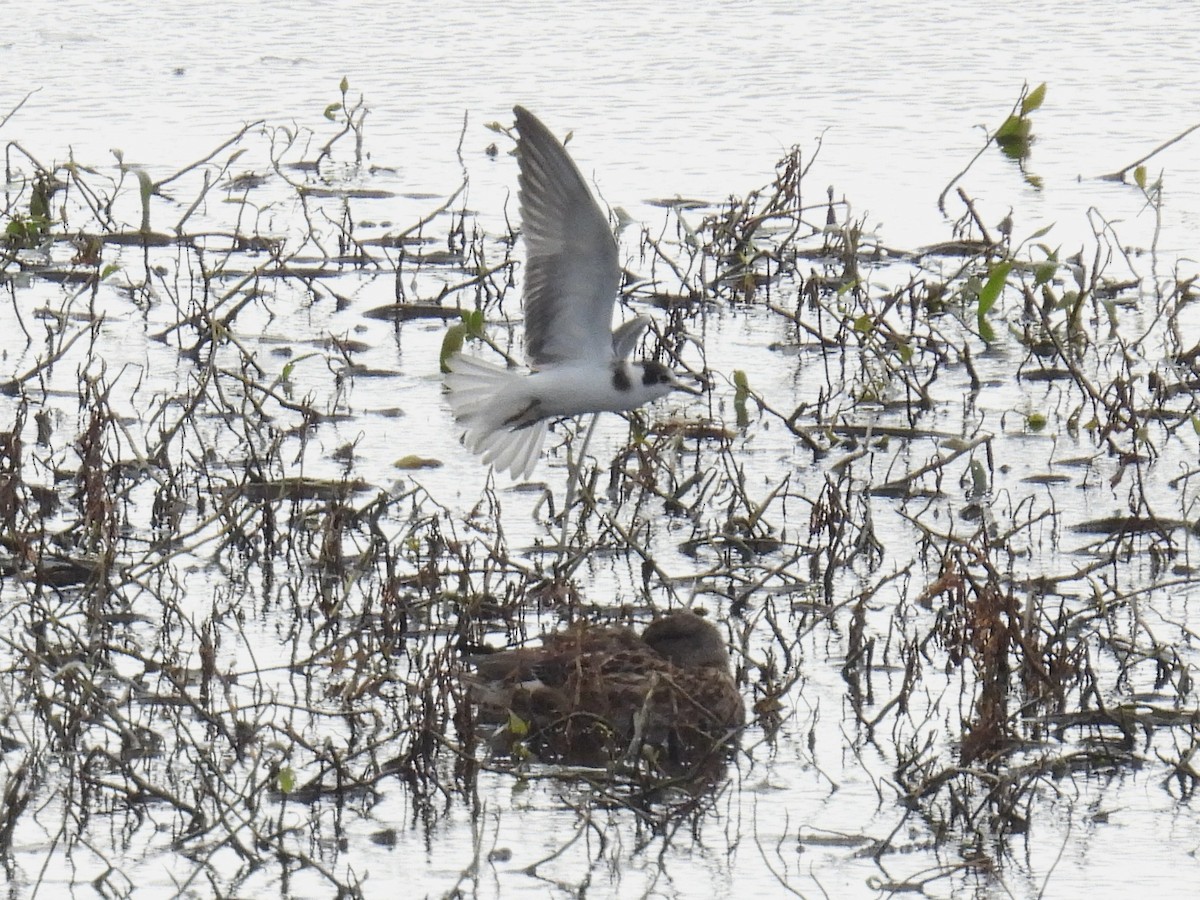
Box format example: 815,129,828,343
2,2,1200,898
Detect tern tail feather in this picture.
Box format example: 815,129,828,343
445,353,548,480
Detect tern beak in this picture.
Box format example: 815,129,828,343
671,371,707,396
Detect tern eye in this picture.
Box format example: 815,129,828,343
642,363,670,387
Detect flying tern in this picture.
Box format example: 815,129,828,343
445,105,698,479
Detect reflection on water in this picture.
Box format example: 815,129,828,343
9,1,1199,250
1,2,1199,898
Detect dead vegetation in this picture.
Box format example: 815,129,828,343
1,90,1199,896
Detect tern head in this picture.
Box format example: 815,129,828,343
633,360,703,399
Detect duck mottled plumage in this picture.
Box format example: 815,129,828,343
465,611,744,768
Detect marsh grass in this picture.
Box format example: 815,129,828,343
1,91,1199,896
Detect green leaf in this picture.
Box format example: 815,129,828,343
4,215,47,248
507,711,529,738
836,278,860,297
1134,166,1147,190
277,767,296,794
394,455,443,470
733,369,750,429
853,313,873,334
1021,83,1047,115
323,102,341,121
1033,262,1057,286
1027,412,1047,432
733,369,750,399
440,323,467,373
977,262,1012,316
978,317,996,343
339,76,350,94
995,103,1035,161
995,115,1029,141
30,182,50,220
463,308,486,336
969,459,989,495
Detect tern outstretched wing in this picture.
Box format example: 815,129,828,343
514,106,621,368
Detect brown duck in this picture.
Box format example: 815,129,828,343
465,611,744,768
